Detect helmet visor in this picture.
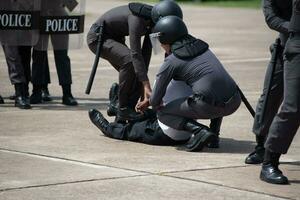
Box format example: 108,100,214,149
149,32,162,55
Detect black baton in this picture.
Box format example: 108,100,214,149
258,38,281,123
85,24,104,95
237,86,255,118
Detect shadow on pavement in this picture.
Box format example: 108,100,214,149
204,138,256,154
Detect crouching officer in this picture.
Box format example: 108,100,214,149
87,1,183,122
137,16,241,151
258,0,300,185
245,0,293,165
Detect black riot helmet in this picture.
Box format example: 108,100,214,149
152,16,188,44
151,0,183,23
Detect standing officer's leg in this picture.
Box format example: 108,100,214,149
260,48,300,184
18,46,31,97
31,49,49,103
51,34,77,106
100,39,143,121
2,45,31,109
246,44,284,164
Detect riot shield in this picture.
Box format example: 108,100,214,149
34,0,86,51
0,0,41,46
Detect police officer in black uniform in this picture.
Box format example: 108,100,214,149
87,0,183,122
258,0,300,185
245,0,293,165
1,46,32,109
137,16,241,151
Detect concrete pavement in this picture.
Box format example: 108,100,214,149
0,1,299,199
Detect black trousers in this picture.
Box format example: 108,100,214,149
31,49,72,86
31,49,50,85
157,91,241,130
265,35,300,154
105,113,187,146
252,43,284,138
2,45,31,85
88,39,142,108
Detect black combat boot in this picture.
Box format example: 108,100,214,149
207,117,222,148
0,95,4,104
179,120,216,152
107,83,119,116
30,84,43,104
88,109,110,136
41,84,52,102
260,150,289,184
15,83,31,109
62,84,78,106
245,135,265,164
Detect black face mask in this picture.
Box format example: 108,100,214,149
171,34,209,60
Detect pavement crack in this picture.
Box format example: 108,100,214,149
159,165,251,175
0,174,150,193
161,174,296,200
0,148,151,175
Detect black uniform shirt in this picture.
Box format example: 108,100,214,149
150,50,237,109
290,0,300,32
263,0,293,45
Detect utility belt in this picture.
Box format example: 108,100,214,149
193,90,239,107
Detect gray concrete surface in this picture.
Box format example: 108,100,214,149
0,0,299,199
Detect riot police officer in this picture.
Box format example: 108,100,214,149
259,0,300,185
137,16,241,151
245,0,293,164
87,0,182,122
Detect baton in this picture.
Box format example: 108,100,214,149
85,24,104,95
237,86,255,118
258,38,281,123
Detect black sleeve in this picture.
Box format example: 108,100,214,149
263,0,290,34
150,59,175,109
128,14,149,82
142,34,152,71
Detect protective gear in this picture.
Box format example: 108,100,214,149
149,32,162,54
129,3,153,20
152,16,187,44
0,0,40,46
35,0,85,51
151,0,183,23
171,34,209,59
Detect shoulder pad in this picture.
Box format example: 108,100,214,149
128,3,153,20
